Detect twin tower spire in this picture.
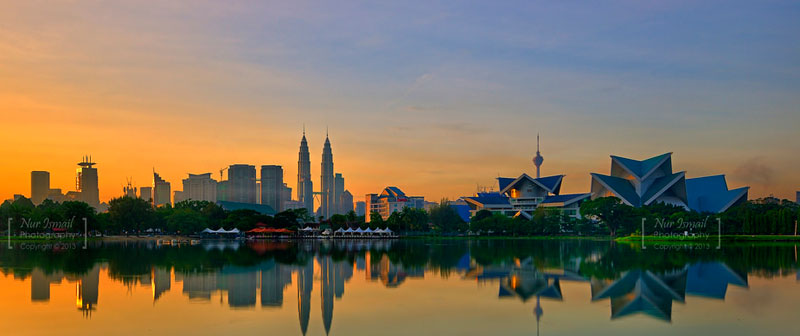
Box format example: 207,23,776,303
297,127,335,218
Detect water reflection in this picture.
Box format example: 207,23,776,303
1,239,799,335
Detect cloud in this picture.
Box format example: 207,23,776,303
734,157,775,187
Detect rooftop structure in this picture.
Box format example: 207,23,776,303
590,153,748,213
76,155,99,208
463,174,590,220
366,187,425,220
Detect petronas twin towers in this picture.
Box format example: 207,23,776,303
297,129,337,219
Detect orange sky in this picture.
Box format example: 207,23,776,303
1,1,798,204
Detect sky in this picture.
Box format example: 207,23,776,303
1,0,799,204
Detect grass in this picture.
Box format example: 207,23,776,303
616,235,800,242
0,236,96,242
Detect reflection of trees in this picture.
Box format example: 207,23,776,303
1,240,798,290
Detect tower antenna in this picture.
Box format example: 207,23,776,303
533,133,544,178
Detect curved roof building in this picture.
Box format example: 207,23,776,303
590,153,748,213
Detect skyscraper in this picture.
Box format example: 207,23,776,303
228,164,257,203
334,173,344,215
261,165,284,212
340,190,354,214
139,186,153,202
30,171,50,205
76,156,99,208
321,133,334,218
182,173,217,202
153,171,171,206
355,201,366,217
297,130,314,214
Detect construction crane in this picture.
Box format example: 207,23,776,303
219,166,229,180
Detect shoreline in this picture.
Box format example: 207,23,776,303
1,234,798,243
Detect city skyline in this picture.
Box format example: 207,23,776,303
2,1,799,203
3,134,796,207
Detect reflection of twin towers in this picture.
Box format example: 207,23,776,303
296,256,353,336
30,265,100,317
179,255,354,335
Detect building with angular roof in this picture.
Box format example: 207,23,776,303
463,174,591,220
590,153,748,213
365,186,425,220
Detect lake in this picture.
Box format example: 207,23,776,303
1,239,798,335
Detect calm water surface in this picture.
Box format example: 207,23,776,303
1,239,799,335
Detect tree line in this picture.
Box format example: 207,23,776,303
2,195,798,237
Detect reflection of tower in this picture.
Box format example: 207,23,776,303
76,265,100,317
224,268,258,308
152,267,171,302
534,295,542,336
532,134,544,178
261,263,292,307
77,156,99,208
321,132,334,219
31,268,55,302
298,129,314,214
297,259,314,336
320,255,334,335
333,260,353,298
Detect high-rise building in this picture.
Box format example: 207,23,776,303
182,173,217,202
47,188,66,203
260,165,284,212
227,164,257,204
355,201,366,217
123,179,137,198
139,186,153,202
30,171,50,205
340,190,354,214
153,171,171,206
76,156,99,208
796,191,799,204
173,190,186,204
281,183,292,211
321,133,334,218
297,130,314,214
334,173,344,214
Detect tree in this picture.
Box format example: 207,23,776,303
429,199,467,234
166,209,206,234
59,201,98,232
107,196,156,235
579,197,635,237
369,212,385,228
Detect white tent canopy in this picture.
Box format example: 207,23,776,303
202,228,239,234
